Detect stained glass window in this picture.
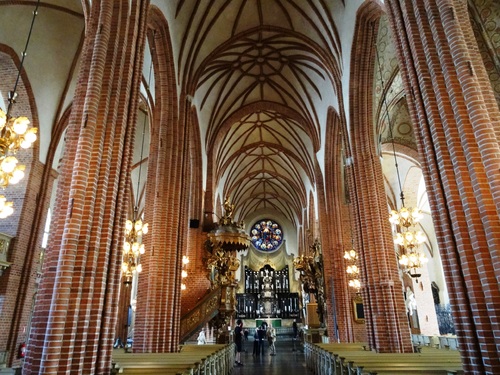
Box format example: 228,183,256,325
250,219,283,251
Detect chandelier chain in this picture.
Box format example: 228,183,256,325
375,43,405,208
6,0,41,116
134,51,154,216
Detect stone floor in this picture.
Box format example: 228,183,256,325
234,339,308,375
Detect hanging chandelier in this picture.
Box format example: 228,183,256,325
344,200,361,291
389,206,428,277
0,196,14,219
0,108,38,157
181,255,189,290
0,154,27,188
0,1,40,218
122,217,148,285
344,248,360,290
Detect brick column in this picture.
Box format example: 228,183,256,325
132,11,188,352
349,1,412,353
24,1,148,374
386,1,500,373
319,108,356,343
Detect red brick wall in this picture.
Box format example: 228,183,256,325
386,0,500,373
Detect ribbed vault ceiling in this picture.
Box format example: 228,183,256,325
216,109,315,223
161,0,344,224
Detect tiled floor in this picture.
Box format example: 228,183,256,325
234,339,308,375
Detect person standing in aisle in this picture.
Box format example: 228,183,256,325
267,326,277,355
234,319,244,366
197,330,206,345
252,328,260,356
257,323,267,355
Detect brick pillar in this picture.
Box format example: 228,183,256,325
319,108,355,343
132,14,188,352
24,1,148,374
349,1,412,353
386,1,500,373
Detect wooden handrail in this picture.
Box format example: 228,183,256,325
179,287,222,343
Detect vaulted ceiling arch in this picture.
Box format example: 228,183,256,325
173,0,343,92
208,101,319,152
216,142,313,184
191,27,340,145
211,107,316,223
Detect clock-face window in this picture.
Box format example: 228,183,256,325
250,219,283,251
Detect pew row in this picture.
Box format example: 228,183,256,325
304,341,464,375
111,343,235,375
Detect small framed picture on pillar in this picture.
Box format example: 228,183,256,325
353,296,365,324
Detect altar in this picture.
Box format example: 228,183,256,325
256,318,282,328
236,264,300,320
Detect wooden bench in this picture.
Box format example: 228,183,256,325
361,370,462,375
305,342,464,375
119,364,196,375
112,343,234,375
341,354,462,374
359,365,463,375
113,356,201,375
332,349,461,375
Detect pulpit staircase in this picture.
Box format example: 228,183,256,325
179,287,222,343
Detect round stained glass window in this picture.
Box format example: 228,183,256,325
250,219,283,251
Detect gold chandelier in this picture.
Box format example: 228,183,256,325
0,196,14,219
344,248,360,290
0,154,28,188
0,109,38,157
389,206,428,277
0,1,40,218
344,197,361,290
181,255,189,290
122,217,148,285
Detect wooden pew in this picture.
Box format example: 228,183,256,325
335,349,461,375
112,343,234,375
304,341,464,375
